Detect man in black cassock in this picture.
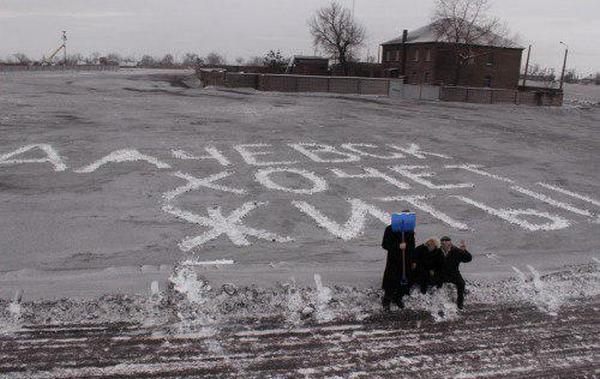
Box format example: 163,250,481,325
381,224,416,310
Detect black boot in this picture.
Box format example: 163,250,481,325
456,279,466,310
457,293,464,310
382,296,392,311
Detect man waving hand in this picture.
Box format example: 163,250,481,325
436,236,472,309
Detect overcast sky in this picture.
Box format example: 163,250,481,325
1,0,598,74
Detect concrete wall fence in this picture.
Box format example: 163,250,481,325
0,64,119,73
258,74,394,96
199,70,398,96
389,82,441,101
438,86,563,106
198,70,563,106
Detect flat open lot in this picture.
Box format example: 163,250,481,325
1,69,599,296
0,69,599,377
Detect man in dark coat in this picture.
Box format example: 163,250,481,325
433,236,473,309
413,237,440,294
381,224,416,309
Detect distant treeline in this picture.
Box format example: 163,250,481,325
0,50,289,69
3,51,598,84
521,63,600,86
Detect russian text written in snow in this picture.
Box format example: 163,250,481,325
1,142,598,251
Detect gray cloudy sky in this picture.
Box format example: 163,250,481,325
1,0,598,74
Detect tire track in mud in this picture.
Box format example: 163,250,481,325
1,297,599,378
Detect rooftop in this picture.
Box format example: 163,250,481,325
292,56,329,61
382,19,521,49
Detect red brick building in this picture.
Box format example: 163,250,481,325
381,22,524,89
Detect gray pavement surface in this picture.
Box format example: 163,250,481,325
1,69,600,378
1,69,599,298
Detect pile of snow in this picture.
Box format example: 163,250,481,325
169,266,211,305
404,286,461,322
564,99,600,109
0,290,24,335
313,274,334,323
1,262,599,333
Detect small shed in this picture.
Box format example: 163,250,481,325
286,56,329,75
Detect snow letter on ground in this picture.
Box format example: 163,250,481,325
331,167,410,189
163,202,293,250
255,167,328,194
511,185,594,217
445,164,515,183
379,195,469,230
291,198,390,240
537,183,600,208
340,143,406,159
391,166,474,190
75,149,171,173
163,171,246,201
234,144,297,166
172,147,231,166
288,143,360,163
0,144,67,172
387,143,451,160
455,196,571,231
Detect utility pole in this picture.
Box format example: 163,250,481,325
352,0,356,17
522,44,531,87
62,31,67,65
559,41,568,90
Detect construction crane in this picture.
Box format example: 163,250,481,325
41,31,67,65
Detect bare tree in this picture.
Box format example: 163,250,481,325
563,69,578,84
235,57,245,65
205,52,226,66
308,1,366,75
160,54,176,67
138,55,158,67
263,50,289,73
122,56,137,66
105,52,123,65
432,0,514,85
84,52,101,65
13,53,32,65
182,53,202,67
65,53,83,65
246,56,264,66
526,63,557,88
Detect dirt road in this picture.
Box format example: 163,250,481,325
2,296,599,378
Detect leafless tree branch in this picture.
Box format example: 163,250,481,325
308,1,366,75
431,0,516,84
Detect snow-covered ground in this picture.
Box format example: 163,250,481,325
563,82,600,108
0,69,599,377
1,263,599,377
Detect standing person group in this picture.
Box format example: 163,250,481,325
381,221,472,310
